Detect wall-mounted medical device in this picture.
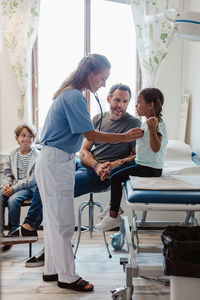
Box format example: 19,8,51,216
165,11,200,42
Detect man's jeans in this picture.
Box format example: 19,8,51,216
1,187,36,233
24,186,43,229
74,159,110,197
22,159,110,229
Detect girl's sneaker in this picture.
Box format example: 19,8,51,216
98,206,124,219
95,214,123,231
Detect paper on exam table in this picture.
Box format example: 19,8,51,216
130,140,200,190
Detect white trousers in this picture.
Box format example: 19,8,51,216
35,146,80,283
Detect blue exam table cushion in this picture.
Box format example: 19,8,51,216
125,180,200,205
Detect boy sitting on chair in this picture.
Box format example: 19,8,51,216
0,124,39,251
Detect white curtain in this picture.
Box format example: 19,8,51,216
130,0,180,88
2,0,40,119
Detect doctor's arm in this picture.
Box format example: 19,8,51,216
84,128,143,144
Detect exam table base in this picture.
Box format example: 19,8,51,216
113,210,199,300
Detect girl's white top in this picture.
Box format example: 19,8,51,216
135,121,168,169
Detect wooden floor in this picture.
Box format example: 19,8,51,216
1,230,170,300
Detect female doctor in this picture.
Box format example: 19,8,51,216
35,54,143,292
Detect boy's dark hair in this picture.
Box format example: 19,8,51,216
139,88,164,122
108,83,131,99
15,123,36,139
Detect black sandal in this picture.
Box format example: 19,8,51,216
58,277,94,292
43,273,58,282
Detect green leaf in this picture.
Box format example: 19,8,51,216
160,32,168,43
154,57,159,64
161,52,167,61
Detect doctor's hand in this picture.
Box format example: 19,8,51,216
124,128,143,142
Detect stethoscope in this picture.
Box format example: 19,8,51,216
89,77,103,131
94,93,103,132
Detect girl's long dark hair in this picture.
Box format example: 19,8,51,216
53,54,111,100
139,88,164,122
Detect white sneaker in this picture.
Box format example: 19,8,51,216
98,206,124,219
98,206,110,219
95,214,123,231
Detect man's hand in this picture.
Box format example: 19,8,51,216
124,128,143,142
118,155,136,166
95,162,111,177
3,186,14,197
100,172,110,181
94,162,112,181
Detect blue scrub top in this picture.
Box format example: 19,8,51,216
40,89,94,153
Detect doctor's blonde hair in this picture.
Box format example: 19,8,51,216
53,54,111,100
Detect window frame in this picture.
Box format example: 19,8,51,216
32,38,39,140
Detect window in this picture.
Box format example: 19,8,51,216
35,0,138,135
37,0,84,135
90,0,137,117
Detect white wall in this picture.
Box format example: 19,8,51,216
183,0,200,155
156,38,184,140
0,45,21,155
157,0,200,156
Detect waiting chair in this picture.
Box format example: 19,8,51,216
74,191,112,258
2,197,37,257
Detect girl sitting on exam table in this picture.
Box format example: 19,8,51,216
95,87,168,231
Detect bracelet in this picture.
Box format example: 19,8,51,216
93,162,100,171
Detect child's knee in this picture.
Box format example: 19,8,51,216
7,195,21,208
